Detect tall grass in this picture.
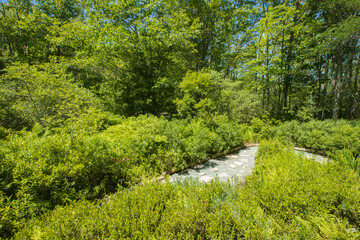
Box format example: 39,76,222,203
331,149,360,174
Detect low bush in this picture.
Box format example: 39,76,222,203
13,141,360,239
0,114,244,237
7,116,360,238
14,181,272,239
0,126,11,140
330,148,360,174
98,115,244,175
250,140,360,224
0,131,127,237
249,119,360,155
277,120,360,154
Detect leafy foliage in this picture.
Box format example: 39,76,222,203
246,119,360,155
0,0,360,238
0,63,100,130
13,141,360,239
176,69,225,118
175,69,262,122
0,114,244,237
330,149,360,174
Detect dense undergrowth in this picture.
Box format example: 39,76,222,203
13,140,360,239
2,116,360,238
247,118,360,174
249,119,360,155
0,113,243,238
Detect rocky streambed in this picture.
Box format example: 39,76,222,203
168,146,327,183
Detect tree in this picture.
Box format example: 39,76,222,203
314,0,360,120
0,63,100,129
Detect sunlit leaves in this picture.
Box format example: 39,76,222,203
0,63,100,129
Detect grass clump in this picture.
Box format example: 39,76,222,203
330,148,360,174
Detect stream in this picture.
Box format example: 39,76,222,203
168,146,327,183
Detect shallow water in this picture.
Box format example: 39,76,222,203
168,146,327,183
169,146,258,183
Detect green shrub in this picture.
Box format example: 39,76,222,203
13,141,360,239
0,192,16,238
0,131,125,236
175,69,263,123
0,114,245,237
212,115,244,149
246,115,280,143
180,119,219,162
175,69,224,119
7,117,360,238
98,115,244,171
0,63,101,130
14,180,277,239
249,140,360,225
256,119,360,155
0,126,11,140
330,148,360,174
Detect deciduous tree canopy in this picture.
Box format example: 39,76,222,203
1,0,359,129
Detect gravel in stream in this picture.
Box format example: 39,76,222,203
168,146,327,184
169,146,258,183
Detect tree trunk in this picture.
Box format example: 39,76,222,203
278,30,285,116
321,57,330,119
283,74,290,112
332,44,343,120
355,52,360,90
282,7,298,114
266,32,270,111
317,56,322,118
347,42,356,118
